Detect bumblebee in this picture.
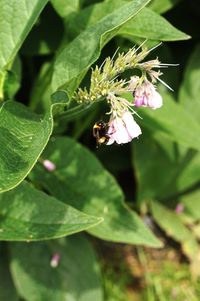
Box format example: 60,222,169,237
93,121,110,146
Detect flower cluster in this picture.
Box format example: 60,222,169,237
75,42,175,145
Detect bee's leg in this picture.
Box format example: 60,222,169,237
96,132,100,148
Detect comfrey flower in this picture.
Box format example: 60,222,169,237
104,93,141,145
74,42,176,146
132,80,163,109
106,110,142,145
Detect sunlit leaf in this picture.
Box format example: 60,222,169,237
118,7,190,41
0,101,52,192
30,137,161,247
0,0,48,72
0,181,102,241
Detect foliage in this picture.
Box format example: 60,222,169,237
0,0,200,300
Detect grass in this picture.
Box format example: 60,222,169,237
101,245,200,301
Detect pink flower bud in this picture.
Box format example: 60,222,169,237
175,203,184,214
134,81,163,110
43,159,56,172
106,111,142,145
50,253,60,268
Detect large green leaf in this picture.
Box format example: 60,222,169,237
0,0,49,72
133,130,200,202
0,181,101,241
30,137,161,247
10,235,103,301
65,0,132,38
132,131,181,202
175,44,200,194
64,1,188,42
118,7,190,41
0,101,52,192
52,0,150,95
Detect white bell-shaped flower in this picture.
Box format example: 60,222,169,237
107,111,142,145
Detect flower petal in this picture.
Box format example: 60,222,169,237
123,112,142,138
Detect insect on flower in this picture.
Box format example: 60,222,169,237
93,120,110,146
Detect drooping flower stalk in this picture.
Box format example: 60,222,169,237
73,42,176,145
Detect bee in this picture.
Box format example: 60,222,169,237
93,120,110,146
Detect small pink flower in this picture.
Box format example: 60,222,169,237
106,111,142,145
175,203,184,214
133,80,163,110
43,159,56,172
50,253,61,268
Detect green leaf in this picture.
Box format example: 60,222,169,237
0,0,49,72
65,0,131,38
0,181,102,241
133,130,200,202
30,137,161,247
0,101,52,192
51,0,80,18
150,200,199,260
132,131,180,202
10,235,103,301
139,93,200,152
64,1,189,44
179,43,200,120
148,0,182,14
118,7,190,41
0,244,19,300
175,44,200,195
52,0,150,95
173,150,200,193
